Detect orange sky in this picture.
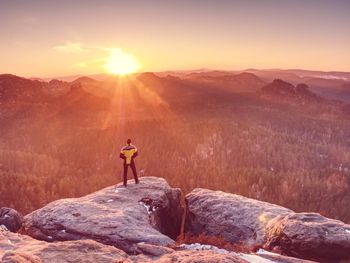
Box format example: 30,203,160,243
1,0,350,78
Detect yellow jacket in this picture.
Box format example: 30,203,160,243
120,144,138,164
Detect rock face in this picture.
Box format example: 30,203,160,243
23,177,183,254
185,188,350,262
174,244,315,263
261,79,321,103
265,213,350,262
0,207,23,232
185,188,292,246
1,178,335,263
135,244,248,263
1,228,313,263
0,227,129,263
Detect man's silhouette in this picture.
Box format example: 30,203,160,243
120,139,139,187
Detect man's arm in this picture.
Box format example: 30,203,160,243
120,150,126,159
133,148,138,158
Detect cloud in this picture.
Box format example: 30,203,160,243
72,58,106,69
53,42,91,54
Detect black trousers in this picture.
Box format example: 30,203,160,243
123,161,139,186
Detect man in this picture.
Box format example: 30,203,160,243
120,139,139,187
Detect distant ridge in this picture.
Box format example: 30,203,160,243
261,79,321,103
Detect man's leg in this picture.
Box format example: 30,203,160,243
131,162,139,184
123,163,128,186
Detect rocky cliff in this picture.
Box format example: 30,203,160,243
185,188,350,262
1,226,317,263
261,79,321,104
1,177,350,263
22,177,183,254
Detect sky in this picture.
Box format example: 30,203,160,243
0,0,350,78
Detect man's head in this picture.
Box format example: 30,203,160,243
127,139,132,145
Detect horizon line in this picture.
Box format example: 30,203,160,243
2,67,350,81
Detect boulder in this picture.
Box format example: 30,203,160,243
0,227,129,263
147,249,248,263
253,249,316,263
162,244,315,263
265,213,350,262
185,188,350,262
0,229,247,263
1,226,314,263
132,243,248,262
0,207,23,232
185,188,292,246
135,242,175,257
240,252,316,263
2,251,42,263
23,177,183,254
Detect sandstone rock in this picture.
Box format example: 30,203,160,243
265,213,350,262
0,228,129,263
254,249,316,263
135,242,174,257
176,243,315,263
1,227,314,263
185,188,350,262
1,230,246,263
2,251,42,263
149,249,248,263
185,188,292,246
261,79,321,103
241,252,315,263
23,177,183,254
0,207,23,232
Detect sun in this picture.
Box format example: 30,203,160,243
105,48,141,75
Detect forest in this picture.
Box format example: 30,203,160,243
1,73,350,223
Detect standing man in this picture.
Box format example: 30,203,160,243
120,139,139,187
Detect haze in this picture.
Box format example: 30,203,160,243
1,0,350,77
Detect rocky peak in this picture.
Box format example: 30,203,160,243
261,79,321,104
262,79,296,95
22,177,183,254
48,79,64,85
